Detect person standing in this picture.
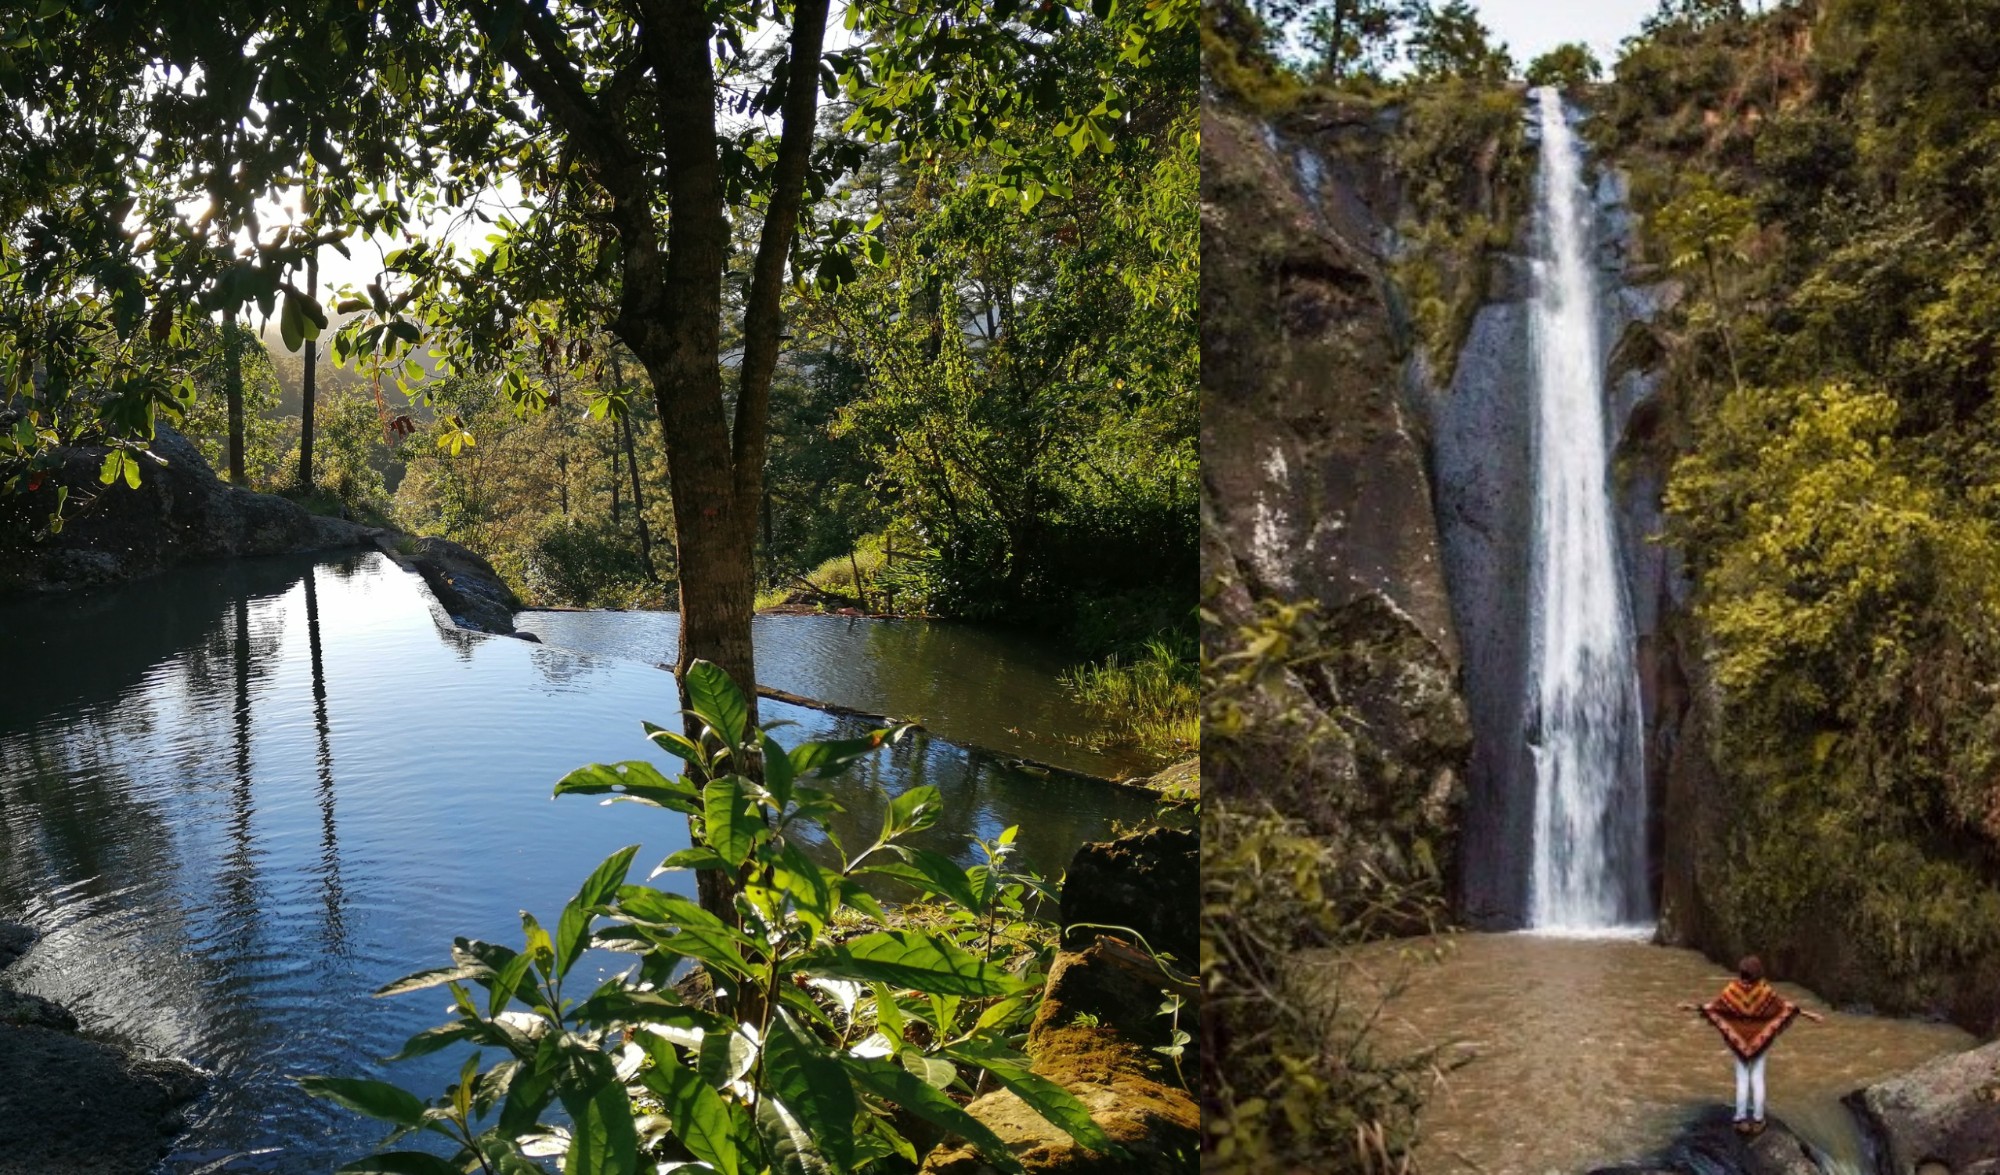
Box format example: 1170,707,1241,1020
1677,955,1825,1134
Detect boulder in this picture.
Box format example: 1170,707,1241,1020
1847,1039,2000,1175
1588,1107,1822,1175
919,936,1199,1175
380,533,522,634
1059,827,1198,969
0,422,374,597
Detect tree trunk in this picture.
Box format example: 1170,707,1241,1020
609,431,621,523
849,544,867,612
224,305,247,485
297,198,319,490
621,404,659,583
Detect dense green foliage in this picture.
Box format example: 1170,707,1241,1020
1201,595,1446,1172
1606,0,2000,1015
1525,42,1603,90
306,662,1131,1173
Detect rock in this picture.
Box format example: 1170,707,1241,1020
920,936,1198,1175
1059,827,1199,971
378,533,522,634
1588,1107,1821,1175
0,1026,206,1175
0,921,206,1173
0,922,34,970
1847,1039,2000,1175
1134,757,1196,802
1201,101,1470,896
0,422,375,597
0,987,78,1031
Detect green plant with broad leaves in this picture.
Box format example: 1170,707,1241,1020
302,660,1116,1174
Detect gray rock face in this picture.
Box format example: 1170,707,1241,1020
1847,1040,2000,1175
1202,98,1470,877
0,423,374,596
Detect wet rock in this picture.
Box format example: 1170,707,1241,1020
0,1026,207,1175
1587,1107,1821,1175
1059,827,1198,969
0,423,374,597
0,921,206,1173
378,533,522,634
1847,1039,2000,1175
919,936,1198,1175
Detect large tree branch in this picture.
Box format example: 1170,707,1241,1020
470,0,647,194
730,0,831,545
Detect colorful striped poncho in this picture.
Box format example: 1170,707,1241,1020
1701,978,1802,1061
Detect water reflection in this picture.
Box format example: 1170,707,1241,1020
0,552,1155,1171
516,609,1155,779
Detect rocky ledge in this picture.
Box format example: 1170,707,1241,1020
0,423,375,597
375,532,525,636
0,923,206,1175
922,828,1199,1174
1846,1038,2000,1175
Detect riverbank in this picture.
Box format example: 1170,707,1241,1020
0,924,205,1174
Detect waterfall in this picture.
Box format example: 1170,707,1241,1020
1525,88,1649,932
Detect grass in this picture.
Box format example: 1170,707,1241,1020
1062,638,1199,764
755,531,910,613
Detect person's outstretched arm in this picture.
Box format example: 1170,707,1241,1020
1800,1008,1825,1022
1676,1002,1701,1012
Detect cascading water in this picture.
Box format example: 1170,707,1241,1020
1525,87,1649,931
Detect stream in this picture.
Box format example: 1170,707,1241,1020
1329,933,1972,1174
0,550,1157,1171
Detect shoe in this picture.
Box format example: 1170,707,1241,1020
1749,1119,1767,1136
1732,1119,1752,1136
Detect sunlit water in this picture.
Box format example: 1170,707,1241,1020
1526,87,1648,929
0,551,1156,1172
516,610,1153,780
1328,934,1972,1174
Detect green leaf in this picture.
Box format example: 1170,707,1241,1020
761,730,796,805
881,785,943,840
558,1045,638,1175
98,450,122,485
280,292,305,351
764,1013,856,1171
615,886,757,976
684,660,750,750
557,845,638,979
847,1056,1024,1174
702,775,763,865
796,931,1018,998
385,1022,477,1061
756,1092,831,1175
789,730,895,782
375,963,486,998
298,1075,427,1128
943,1039,1123,1156
643,721,707,769
555,762,701,814
654,846,733,874
638,1039,754,1175
866,847,980,912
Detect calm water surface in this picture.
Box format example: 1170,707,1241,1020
516,609,1152,780
1327,933,1973,1174
0,552,1155,1172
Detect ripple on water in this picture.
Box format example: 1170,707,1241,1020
1321,933,1973,1174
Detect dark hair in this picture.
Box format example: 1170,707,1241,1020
1737,955,1764,982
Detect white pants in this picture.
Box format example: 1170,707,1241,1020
1734,1053,1768,1120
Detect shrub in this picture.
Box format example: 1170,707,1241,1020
304,662,1120,1173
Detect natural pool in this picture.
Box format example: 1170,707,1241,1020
0,551,1158,1171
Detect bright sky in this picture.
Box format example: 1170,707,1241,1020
1470,0,1660,72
